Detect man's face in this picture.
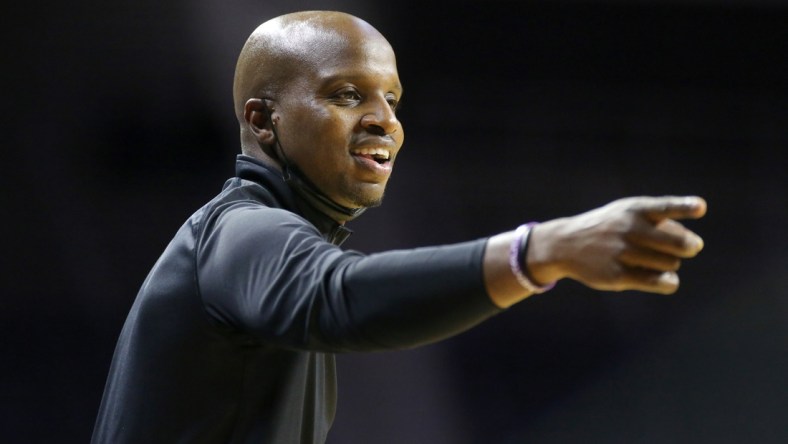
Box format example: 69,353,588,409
272,30,404,209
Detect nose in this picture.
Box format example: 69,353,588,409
360,97,400,136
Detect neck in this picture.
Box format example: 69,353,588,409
283,165,366,223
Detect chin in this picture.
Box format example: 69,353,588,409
343,192,384,209
340,183,387,208
360,196,384,208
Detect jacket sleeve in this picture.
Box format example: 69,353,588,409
196,204,502,352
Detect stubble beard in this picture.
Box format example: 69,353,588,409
340,181,386,209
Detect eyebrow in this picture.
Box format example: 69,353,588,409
320,73,404,95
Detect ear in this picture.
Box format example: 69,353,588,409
244,98,277,146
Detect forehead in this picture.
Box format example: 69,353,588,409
289,25,402,92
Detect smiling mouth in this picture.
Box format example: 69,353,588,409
351,147,391,165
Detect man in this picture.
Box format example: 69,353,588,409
92,10,706,443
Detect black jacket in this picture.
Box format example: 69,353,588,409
92,155,500,443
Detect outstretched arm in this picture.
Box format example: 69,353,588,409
484,196,707,308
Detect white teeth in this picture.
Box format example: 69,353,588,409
352,147,390,159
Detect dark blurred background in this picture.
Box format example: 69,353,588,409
3,0,787,443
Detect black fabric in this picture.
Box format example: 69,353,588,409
92,155,501,443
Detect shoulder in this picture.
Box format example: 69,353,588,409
194,178,318,240
201,199,318,249
216,204,316,238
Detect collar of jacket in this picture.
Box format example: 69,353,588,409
234,155,353,246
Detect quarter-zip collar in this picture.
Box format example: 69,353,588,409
234,155,353,246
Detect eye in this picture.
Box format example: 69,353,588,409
385,93,402,112
331,88,362,106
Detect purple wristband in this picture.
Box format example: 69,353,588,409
508,223,556,294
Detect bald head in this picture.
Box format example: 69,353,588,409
233,11,390,126
232,11,404,211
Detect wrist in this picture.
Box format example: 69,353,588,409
524,221,564,286
509,223,556,293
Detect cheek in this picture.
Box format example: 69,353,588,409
306,107,345,134
318,118,356,157
328,114,355,136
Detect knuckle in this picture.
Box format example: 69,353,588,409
671,235,688,248
608,262,625,281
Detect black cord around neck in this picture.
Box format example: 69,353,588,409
262,103,366,223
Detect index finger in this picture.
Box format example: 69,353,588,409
632,196,707,222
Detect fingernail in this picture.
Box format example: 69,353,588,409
689,234,704,252
659,271,679,294
688,196,707,215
